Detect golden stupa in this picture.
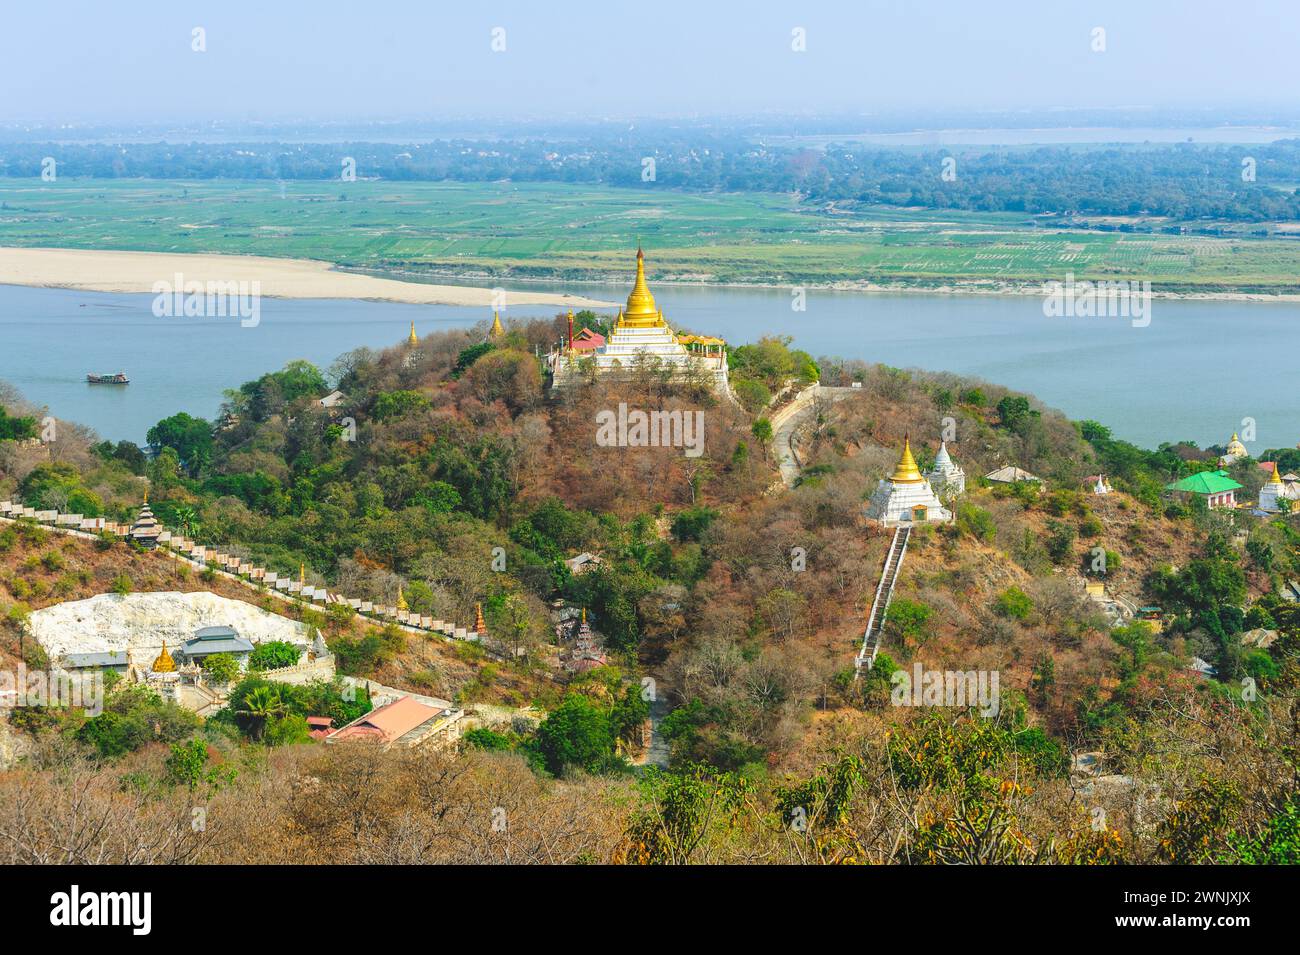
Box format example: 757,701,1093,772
1226,432,1248,457
407,321,419,346
889,436,925,484
1269,463,1283,485
617,247,666,330
152,642,176,673
396,585,408,612
490,311,505,338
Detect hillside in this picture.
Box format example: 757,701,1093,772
1,320,1297,864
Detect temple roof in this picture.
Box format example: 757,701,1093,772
1166,470,1243,494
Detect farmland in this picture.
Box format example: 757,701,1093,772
2,178,1300,293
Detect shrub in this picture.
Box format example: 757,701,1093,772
993,586,1033,620
247,640,301,672
732,378,772,414
956,503,996,542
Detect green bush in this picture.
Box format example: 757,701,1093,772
247,640,301,671
993,586,1033,620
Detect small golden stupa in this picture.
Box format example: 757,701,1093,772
407,321,419,346
489,311,505,338
396,585,408,612
475,602,486,633
152,642,176,673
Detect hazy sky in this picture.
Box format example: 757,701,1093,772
3,0,1297,124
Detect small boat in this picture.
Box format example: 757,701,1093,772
86,373,130,385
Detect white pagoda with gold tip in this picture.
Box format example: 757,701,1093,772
1257,464,1299,513
550,248,728,391
866,437,953,526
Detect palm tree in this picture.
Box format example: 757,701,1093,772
235,685,286,741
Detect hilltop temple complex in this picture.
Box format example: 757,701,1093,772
866,437,957,526
549,248,729,391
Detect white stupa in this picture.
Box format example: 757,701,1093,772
1257,465,1298,513
926,441,966,496
1219,432,1249,466
866,437,952,526
1092,474,1114,495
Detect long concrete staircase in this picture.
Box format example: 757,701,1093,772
854,526,910,678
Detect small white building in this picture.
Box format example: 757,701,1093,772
866,438,952,526
926,441,966,497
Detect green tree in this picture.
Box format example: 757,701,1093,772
247,641,301,672
147,412,213,476
532,694,617,776
235,684,288,741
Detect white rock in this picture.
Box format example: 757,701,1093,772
28,591,313,660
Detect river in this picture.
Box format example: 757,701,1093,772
0,280,1293,452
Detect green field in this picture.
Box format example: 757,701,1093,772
2,178,1299,292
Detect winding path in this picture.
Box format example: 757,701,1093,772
768,384,859,486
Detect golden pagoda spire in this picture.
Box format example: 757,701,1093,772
1269,463,1283,484
890,435,925,484
142,486,148,505
475,602,486,633
396,585,408,611
620,246,663,329
581,607,587,625
408,321,418,346
152,641,175,673
299,563,305,586
490,311,505,338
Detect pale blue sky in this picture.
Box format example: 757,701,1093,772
2,0,1296,123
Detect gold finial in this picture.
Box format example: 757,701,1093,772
581,607,587,625
621,247,663,328
299,563,305,586
152,641,175,673
1269,463,1283,484
890,436,925,484
408,321,418,346
396,584,408,611
142,486,148,505
490,311,504,338
475,602,486,633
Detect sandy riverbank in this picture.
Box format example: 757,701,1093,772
0,247,617,308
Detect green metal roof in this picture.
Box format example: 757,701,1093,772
1166,470,1243,494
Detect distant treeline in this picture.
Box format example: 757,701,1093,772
4,136,1300,222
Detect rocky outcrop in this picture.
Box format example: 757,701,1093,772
28,591,312,662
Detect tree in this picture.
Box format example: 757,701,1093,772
235,685,288,741
247,641,301,672
164,739,234,792
147,412,213,476
201,652,239,684
532,694,616,776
